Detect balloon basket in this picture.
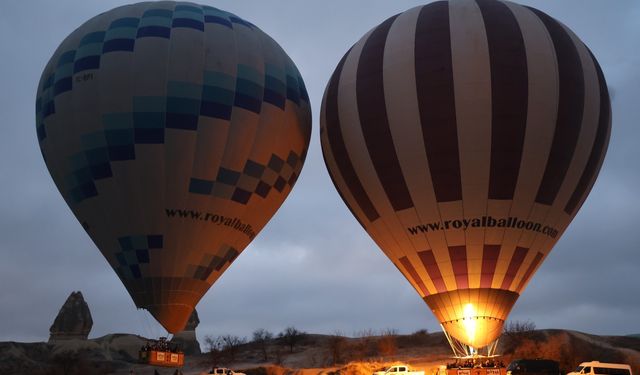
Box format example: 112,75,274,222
139,337,185,368
139,349,184,367
442,327,507,375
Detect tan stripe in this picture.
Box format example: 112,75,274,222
320,94,396,263
448,0,492,288
338,26,425,283
566,112,611,215
518,23,603,292
511,246,540,293
494,3,559,288
326,30,403,262
435,201,463,291
494,244,516,289
449,0,492,218
484,199,513,288
383,5,440,295
516,251,544,292
337,31,411,268
539,24,601,231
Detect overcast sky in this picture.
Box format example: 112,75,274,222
0,0,639,344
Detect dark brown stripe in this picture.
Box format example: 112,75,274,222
418,250,447,293
500,246,528,289
529,8,585,205
415,2,461,203
516,251,543,292
477,0,528,200
564,50,611,214
324,51,380,222
480,244,500,288
449,245,468,289
321,137,367,229
356,15,414,212
399,256,429,296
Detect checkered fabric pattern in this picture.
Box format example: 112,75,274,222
35,5,308,123
187,244,239,281
36,1,312,334
188,151,303,204
35,4,309,205
115,234,164,279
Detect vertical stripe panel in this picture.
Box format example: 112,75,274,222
383,5,444,249
516,251,543,292
449,245,468,289
448,0,492,261
321,103,395,260
480,244,500,288
321,141,365,229
356,15,414,212
414,1,461,203
500,246,528,290
383,6,444,296
500,2,558,253
418,250,448,293
564,51,611,214
476,0,528,200
339,27,426,280
399,256,430,296
324,52,380,222
536,22,601,225
523,24,603,272
530,8,585,205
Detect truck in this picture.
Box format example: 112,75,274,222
208,368,247,375
374,364,425,375
566,361,632,375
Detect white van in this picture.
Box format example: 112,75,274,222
567,361,632,375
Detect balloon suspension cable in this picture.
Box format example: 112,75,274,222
138,307,160,340
135,307,151,340
441,324,500,359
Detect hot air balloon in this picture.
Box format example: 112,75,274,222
320,0,609,356
36,1,311,334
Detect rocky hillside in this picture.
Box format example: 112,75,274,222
1,330,639,375
0,333,145,374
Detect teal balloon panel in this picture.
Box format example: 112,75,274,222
36,1,311,333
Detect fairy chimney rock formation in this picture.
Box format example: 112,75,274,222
171,309,201,354
49,291,93,342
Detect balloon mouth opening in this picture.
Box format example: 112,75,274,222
424,288,519,348
145,304,194,334
441,314,506,347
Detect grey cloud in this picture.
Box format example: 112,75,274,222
1,0,639,344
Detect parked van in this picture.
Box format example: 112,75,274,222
567,362,632,375
506,359,560,375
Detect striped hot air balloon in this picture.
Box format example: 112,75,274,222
320,0,610,353
36,1,311,333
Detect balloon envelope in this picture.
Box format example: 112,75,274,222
37,1,311,333
321,0,609,349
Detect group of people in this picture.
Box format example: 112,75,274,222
140,337,183,353
446,359,506,369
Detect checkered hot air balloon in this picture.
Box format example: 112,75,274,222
320,0,610,354
36,1,311,333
